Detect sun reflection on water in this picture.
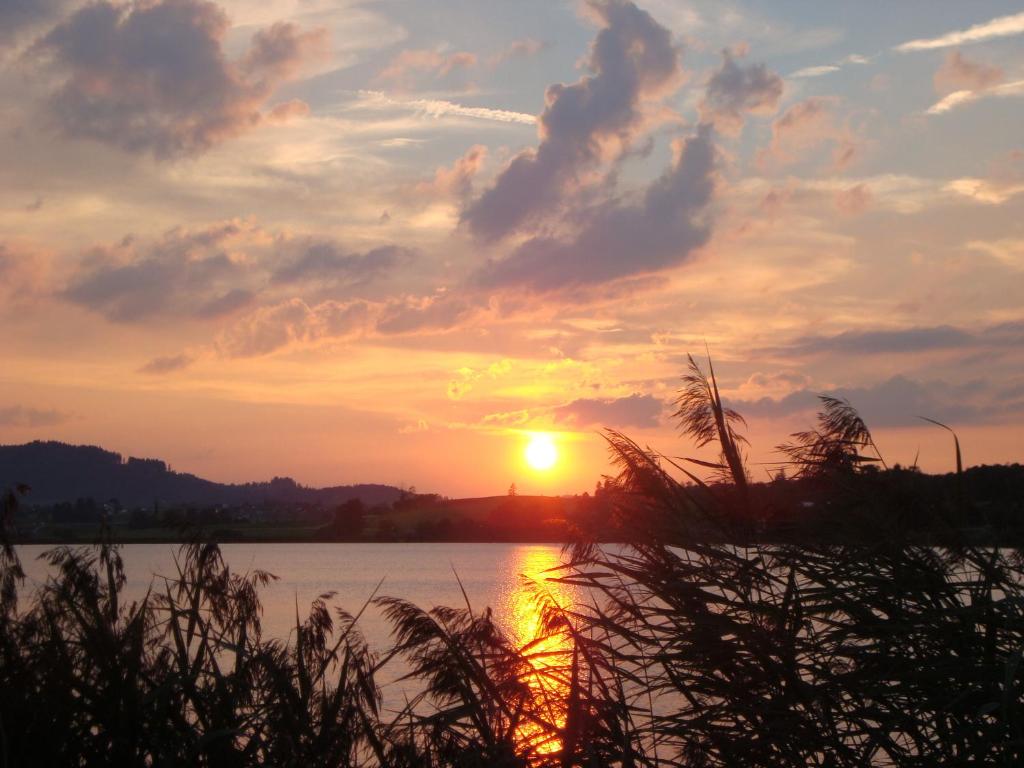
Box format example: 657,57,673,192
506,545,579,757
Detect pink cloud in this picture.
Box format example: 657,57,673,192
834,184,872,215
266,99,311,123
216,298,369,357
415,145,487,199
758,96,860,172
934,50,1003,95
375,48,478,92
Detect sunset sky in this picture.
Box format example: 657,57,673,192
1,0,1022,496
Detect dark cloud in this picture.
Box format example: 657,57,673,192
272,243,414,287
0,0,69,49
553,393,664,429
376,294,477,335
473,123,715,291
0,405,72,427
36,0,325,159
462,0,681,241
138,353,194,375
729,376,991,428
700,48,783,134
195,288,255,318
774,323,1024,357
62,223,410,323
62,223,245,322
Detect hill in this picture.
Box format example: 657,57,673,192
0,441,402,508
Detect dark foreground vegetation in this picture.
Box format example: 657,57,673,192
2,356,1023,766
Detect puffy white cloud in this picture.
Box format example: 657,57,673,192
926,79,1024,115
896,12,1024,52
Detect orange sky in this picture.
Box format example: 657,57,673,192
1,1,1022,496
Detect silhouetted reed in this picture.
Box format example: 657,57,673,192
1,356,1021,765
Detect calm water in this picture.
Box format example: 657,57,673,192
15,542,579,653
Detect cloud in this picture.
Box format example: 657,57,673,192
195,288,255,318
789,65,839,79
375,48,478,92
354,89,535,125
789,54,869,80
944,177,1024,204
926,79,1024,115
896,11,1024,52
767,322,1024,358
138,353,194,374
967,239,1024,270
834,183,872,215
216,298,369,357
473,123,715,291
0,405,72,427
376,293,479,335
933,50,1003,94
0,0,69,50
729,375,998,428
35,0,326,159
552,393,664,429
462,0,682,241
415,145,487,199
0,243,48,303
61,222,409,323
758,96,858,171
445,358,513,401
266,98,311,123
62,221,250,322
271,243,414,287
699,48,784,135
488,38,547,67
786,326,975,356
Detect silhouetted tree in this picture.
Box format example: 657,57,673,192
331,498,365,540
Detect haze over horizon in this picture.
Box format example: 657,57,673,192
1,0,1022,497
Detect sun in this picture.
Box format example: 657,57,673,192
525,433,558,471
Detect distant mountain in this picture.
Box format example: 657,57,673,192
0,441,403,508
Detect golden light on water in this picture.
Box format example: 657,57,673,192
508,546,577,756
525,433,558,471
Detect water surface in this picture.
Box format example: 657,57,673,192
16,542,578,652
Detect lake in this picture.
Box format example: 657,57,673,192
15,542,580,670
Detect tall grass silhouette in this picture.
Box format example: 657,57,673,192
1,356,1022,766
